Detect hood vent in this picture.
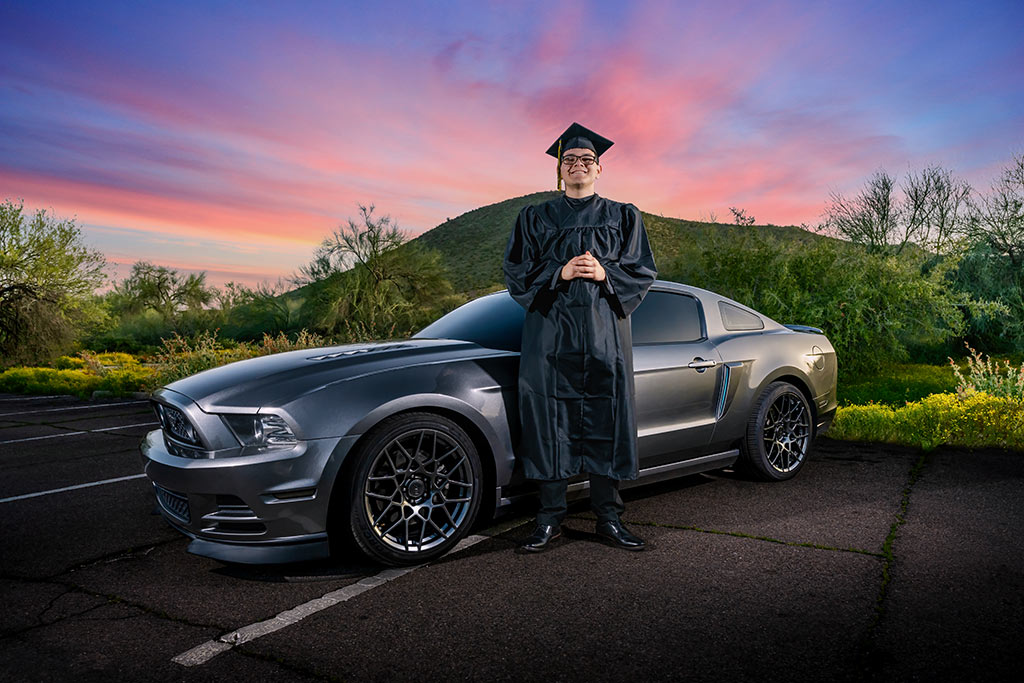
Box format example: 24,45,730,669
307,343,410,361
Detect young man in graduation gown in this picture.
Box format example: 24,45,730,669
503,123,658,553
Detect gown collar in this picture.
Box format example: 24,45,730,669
562,193,598,210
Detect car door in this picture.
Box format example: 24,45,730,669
631,290,723,466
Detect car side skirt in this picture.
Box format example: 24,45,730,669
497,448,740,507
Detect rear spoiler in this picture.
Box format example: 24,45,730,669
784,324,824,334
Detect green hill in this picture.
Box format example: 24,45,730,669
412,192,827,293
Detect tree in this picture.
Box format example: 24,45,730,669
729,206,755,226
953,155,1024,351
0,200,107,366
824,166,972,256
923,166,973,256
108,261,215,328
971,154,1024,267
296,205,454,339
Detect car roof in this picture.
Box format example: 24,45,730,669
489,279,786,332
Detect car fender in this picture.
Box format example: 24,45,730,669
347,391,510,475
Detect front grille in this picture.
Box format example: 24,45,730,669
155,485,191,523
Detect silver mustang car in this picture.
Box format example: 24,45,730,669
142,281,837,566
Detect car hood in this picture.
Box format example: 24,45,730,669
164,338,502,412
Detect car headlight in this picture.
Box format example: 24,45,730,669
221,414,298,448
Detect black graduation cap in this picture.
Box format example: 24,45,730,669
545,122,614,159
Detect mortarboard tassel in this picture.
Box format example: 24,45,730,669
556,139,562,191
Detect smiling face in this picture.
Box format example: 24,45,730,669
560,147,602,197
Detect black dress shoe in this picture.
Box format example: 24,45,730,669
595,520,646,551
517,524,562,553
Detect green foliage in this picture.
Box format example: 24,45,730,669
950,344,1024,400
151,329,328,386
950,241,1024,353
831,392,1024,451
0,200,108,366
661,229,974,374
839,363,957,406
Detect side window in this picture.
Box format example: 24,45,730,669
719,301,764,331
632,291,704,344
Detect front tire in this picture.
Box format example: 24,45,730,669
347,412,482,566
740,381,813,481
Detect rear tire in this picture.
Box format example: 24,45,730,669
346,412,482,566
739,381,812,481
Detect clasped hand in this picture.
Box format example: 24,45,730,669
561,251,606,282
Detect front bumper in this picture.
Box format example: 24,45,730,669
141,429,360,564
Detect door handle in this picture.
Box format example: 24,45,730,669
687,358,718,371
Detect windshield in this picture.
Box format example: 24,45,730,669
414,291,524,351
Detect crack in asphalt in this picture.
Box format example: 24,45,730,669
1,578,231,640
568,511,883,557
1,537,182,583
858,452,930,669
0,584,104,638
622,519,885,557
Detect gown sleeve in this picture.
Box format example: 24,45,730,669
503,205,564,311
601,203,658,318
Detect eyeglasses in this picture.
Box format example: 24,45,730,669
561,154,598,168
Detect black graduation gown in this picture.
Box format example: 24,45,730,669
502,194,658,481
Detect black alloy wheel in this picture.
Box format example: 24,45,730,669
347,412,482,566
740,381,813,481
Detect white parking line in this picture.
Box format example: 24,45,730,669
0,474,148,504
0,421,158,445
0,395,63,402
172,529,515,667
0,400,148,417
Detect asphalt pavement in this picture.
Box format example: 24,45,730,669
1,392,1021,682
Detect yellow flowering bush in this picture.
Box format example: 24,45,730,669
0,364,155,398
832,392,1024,451
53,356,87,370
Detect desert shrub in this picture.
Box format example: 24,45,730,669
663,230,975,375
831,392,1024,451
950,344,1024,400
253,329,329,356
150,329,329,387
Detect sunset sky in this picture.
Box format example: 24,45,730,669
2,0,1022,288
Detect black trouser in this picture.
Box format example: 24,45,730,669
535,474,624,527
